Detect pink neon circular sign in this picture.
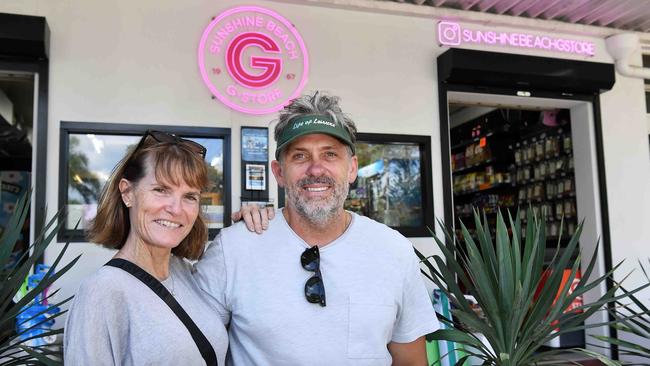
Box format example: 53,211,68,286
198,6,309,115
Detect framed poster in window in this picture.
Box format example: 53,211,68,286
346,133,434,237
241,127,268,162
58,122,231,242
245,164,266,191
240,127,269,203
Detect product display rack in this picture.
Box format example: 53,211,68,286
450,108,579,258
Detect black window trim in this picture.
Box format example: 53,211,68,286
353,133,434,237
58,121,231,243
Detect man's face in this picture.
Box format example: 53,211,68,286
272,134,358,225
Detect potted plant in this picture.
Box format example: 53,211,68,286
0,192,79,365
417,209,646,366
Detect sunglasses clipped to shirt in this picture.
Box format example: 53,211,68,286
301,246,326,307
135,130,207,159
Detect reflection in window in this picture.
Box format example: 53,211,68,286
345,142,423,227
190,137,225,229
65,133,226,233
67,134,138,231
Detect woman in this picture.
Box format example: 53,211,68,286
64,130,227,365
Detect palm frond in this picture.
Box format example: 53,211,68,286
592,260,650,364
418,208,635,366
0,192,80,365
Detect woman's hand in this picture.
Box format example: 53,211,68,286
231,205,276,234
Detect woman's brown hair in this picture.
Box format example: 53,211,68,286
86,135,210,260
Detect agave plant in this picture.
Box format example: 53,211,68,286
592,260,650,365
417,208,646,366
0,192,80,365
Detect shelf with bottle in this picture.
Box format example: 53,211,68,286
513,130,573,167
516,178,577,203
451,131,497,151
455,193,516,219
513,155,574,184
453,182,515,199
453,164,513,196
451,140,493,172
518,149,574,164
452,158,501,174
455,207,518,220
519,193,577,205
518,203,578,225
452,133,515,172
515,172,575,186
455,205,518,219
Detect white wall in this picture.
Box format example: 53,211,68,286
1,1,649,354
599,49,650,363
570,102,609,352
600,48,650,283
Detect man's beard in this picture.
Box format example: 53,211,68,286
285,175,349,227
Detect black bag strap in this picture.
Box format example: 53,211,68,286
105,258,217,366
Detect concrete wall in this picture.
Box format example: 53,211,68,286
1,0,649,358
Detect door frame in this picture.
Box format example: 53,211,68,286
0,59,49,240
437,80,616,357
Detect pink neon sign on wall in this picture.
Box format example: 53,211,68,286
438,21,595,57
198,6,309,115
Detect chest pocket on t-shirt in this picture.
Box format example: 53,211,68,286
348,295,397,359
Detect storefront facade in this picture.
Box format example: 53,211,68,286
1,0,649,359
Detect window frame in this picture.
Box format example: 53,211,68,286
351,133,434,237
58,121,231,243
641,53,650,115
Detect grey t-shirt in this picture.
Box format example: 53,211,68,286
64,255,228,366
195,210,439,366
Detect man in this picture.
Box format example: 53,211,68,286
195,91,439,365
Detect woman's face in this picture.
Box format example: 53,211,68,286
120,162,201,251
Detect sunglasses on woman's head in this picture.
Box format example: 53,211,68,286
135,130,207,159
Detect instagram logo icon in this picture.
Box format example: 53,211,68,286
438,21,462,46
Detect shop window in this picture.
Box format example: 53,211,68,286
58,122,231,242
0,73,34,267
344,133,434,237
448,107,579,266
